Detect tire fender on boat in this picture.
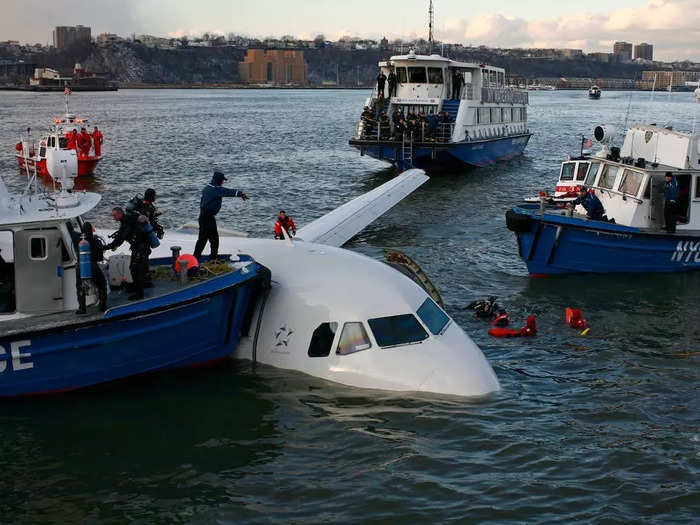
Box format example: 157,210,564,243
505,209,531,233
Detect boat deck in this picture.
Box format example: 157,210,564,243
2,257,250,338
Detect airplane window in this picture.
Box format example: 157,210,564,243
417,298,450,335
368,314,428,348
308,322,338,358
337,322,371,355
560,162,576,181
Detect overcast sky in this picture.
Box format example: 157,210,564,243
2,0,698,61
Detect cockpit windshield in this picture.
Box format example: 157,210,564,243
417,298,450,335
368,314,429,347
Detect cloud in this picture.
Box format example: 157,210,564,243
439,0,700,61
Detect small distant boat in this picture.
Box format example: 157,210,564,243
15,89,103,178
588,85,601,99
507,124,700,275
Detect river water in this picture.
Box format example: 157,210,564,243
0,89,698,523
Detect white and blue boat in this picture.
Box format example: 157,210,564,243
507,124,700,275
349,51,531,173
0,165,268,397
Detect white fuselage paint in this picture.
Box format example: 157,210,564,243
102,230,501,397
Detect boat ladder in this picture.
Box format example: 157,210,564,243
402,133,413,170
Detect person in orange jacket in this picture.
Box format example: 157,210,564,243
92,126,104,157
274,210,296,239
77,127,92,158
65,129,77,150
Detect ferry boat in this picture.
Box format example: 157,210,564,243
15,91,103,178
348,50,531,172
507,124,700,275
588,85,601,99
0,165,268,397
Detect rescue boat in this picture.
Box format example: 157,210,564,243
508,124,700,275
588,85,602,99
14,91,103,178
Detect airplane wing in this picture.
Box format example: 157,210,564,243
295,169,428,247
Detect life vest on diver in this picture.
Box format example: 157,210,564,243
489,315,537,338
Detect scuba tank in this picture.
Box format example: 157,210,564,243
142,222,160,248
79,234,93,280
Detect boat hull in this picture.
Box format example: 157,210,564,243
17,154,100,177
350,134,531,173
0,260,267,397
507,206,700,275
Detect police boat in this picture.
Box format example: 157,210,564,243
107,170,500,398
348,50,530,173
0,165,267,397
506,124,700,275
588,85,602,99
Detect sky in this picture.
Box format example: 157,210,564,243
2,0,699,61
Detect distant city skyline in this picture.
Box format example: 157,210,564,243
1,0,699,61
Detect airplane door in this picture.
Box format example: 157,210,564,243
14,228,64,314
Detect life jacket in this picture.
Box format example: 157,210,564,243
489,315,537,338
565,308,587,329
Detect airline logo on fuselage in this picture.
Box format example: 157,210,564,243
0,340,34,373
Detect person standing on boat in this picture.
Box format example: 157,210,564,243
387,68,397,98
105,207,152,301
77,127,92,158
664,173,679,233
133,188,164,240
92,126,104,157
194,171,248,262
65,129,77,150
452,69,464,100
571,187,605,221
376,71,387,98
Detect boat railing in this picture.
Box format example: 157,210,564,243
481,87,529,105
463,83,476,100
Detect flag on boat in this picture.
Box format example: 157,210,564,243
582,138,593,149
64,86,72,95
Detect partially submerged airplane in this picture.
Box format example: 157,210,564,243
105,170,500,397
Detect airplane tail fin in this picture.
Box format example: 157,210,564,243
296,169,429,248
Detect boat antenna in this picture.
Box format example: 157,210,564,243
622,89,634,131
428,0,434,54
646,73,657,123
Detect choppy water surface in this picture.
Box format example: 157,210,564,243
0,89,698,523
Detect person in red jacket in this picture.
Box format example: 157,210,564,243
274,210,296,240
65,129,77,150
77,127,92,158
92,126,104,157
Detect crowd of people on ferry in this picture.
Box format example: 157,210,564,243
360,103,454,142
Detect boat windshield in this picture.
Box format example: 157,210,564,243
408,67,427,83
585,162,601,186
598,165,619,189
576,162,590,181
396,67,407,84
560,162,576,181
619,169,645,196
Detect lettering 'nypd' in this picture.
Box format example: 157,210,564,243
0,340,33,373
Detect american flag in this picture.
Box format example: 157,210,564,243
582,137,593,148
64,86,72,95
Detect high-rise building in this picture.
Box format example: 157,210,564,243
634,43,654,61
52,26,91,49
613,41,633,62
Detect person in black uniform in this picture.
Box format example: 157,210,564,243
194,171,248,261
452,69,464,100
105,207,151,300
376,71,387,98
133,188,165,239
387,68,397,98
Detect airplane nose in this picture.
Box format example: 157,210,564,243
417,323,500,397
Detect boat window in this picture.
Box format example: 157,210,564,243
428,67,443,84
585,162,601,186
368,314,429,348
576,162,590,181
417,298,450,335
396,67,407,84
502,108,511,122
511,108,518,122
478,108,490,124
490,108,501,123
619,169,644,196
29,236,47,260
58,137,67,148
337,322,371,355
408,67,427,83
560,162,576,181
308,322,338,358
695,176,700,199
598,165,619,190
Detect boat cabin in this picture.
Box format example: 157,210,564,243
571,125,700,230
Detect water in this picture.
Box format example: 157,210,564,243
0,89,698,523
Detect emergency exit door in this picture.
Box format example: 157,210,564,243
14,228,64,314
